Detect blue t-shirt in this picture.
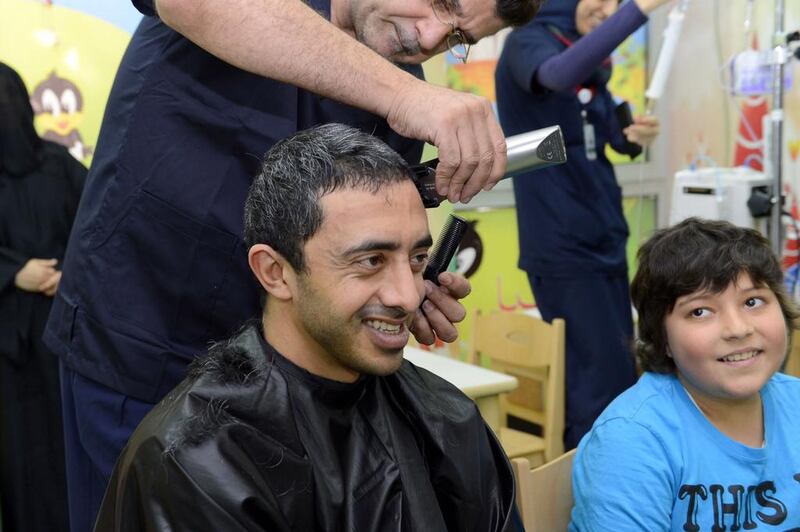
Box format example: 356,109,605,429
570,372,800,531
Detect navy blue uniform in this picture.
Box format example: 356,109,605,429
495,0,644,449
43,2,423,529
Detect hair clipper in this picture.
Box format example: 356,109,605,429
411,125,567,208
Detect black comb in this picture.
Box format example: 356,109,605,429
423,214,469,285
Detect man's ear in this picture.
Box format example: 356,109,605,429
248,244,295,301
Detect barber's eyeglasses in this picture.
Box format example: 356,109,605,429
431,0,471,64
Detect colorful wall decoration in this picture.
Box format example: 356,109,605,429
0,0,142,166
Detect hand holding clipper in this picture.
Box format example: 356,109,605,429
412,125,567,208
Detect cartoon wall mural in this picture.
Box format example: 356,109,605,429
454,220,483,279
0,0,142,166
30,70,93,160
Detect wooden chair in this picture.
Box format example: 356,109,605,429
512,449,576,532
470,310,565,466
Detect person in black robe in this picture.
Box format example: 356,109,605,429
0,62,86,532
95,124,519,532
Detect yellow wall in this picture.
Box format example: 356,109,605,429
0,0,134,167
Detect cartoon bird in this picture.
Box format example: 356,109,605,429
455,220,483,278
30,71,93,161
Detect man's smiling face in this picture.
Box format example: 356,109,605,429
287,180,432,382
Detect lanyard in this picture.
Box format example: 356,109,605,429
546,25,605,160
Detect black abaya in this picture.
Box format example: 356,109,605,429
0,62,87,532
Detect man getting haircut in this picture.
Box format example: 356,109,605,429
95,124,518,532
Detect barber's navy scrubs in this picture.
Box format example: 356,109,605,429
495,0,647,449
43,1,423,529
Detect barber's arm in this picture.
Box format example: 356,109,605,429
152,0,506,204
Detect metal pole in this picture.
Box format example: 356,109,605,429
769,0,786,255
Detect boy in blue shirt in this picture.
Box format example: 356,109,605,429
570,218,800,531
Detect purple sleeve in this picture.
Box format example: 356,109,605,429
535,1,648,92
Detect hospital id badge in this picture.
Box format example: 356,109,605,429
582,115,597,161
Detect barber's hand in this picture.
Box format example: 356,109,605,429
410,272,470,345
624,115,660,147
386,79,507,204
14,258,58,293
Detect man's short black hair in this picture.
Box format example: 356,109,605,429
243,123,414,273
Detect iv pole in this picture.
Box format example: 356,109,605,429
768,0,787,255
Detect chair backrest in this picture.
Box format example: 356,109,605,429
513,449,576,532
470,310,565,462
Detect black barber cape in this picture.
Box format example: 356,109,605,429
95,323,517,531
